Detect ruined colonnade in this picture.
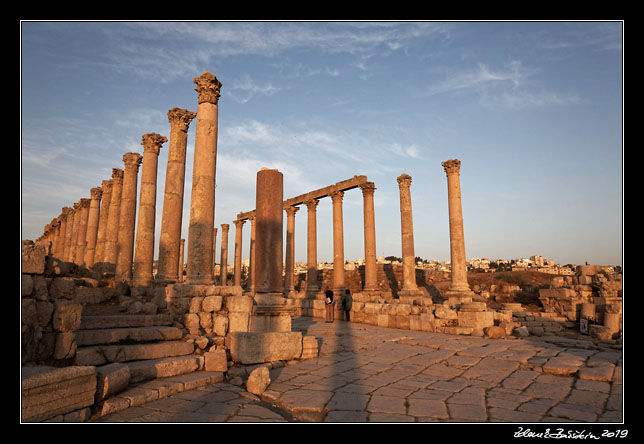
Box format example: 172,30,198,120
34,70,473,307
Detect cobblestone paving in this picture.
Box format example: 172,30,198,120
94,317,623,423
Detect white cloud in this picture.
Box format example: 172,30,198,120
426,60,583,110
228,74,280,104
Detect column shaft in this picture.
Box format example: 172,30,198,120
75,199,91,267
186,72,222,284
284,206,299,293
442,159,472,295
360,182,378,291
59,207,72,262
83,187,102,268
133,133,166,286
233,219,245,286
331,190,345,296
397,174,418,291
254,168,284,294
157,108,196,281
249,216,256,293
69,202,80,264
115,152,142,282
179,238,185,282
305,199,319,293
219,224,229,285
103,168,124,271
94,180,113,268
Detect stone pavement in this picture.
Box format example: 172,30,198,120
93,316,623,423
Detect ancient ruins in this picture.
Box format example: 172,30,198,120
22,70,622,423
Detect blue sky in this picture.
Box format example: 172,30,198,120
20,21,623,266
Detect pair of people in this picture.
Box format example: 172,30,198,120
324,288,352,323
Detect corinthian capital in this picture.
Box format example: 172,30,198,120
284,205,300,216
397,173,412,188
141,133,167,155
304,198,320,211
80,198,91,209
90,187,103,200
194,71,222,105
168,107,197,132
122,152,143,170
330,190,344,203
360,181,376,196
112,168,124,182
442,159,462,176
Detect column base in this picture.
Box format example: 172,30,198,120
397,288,426,304
186,274,214,285
444,289,474,306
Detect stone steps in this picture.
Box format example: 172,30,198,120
74,340,196,366
79,314,174,330
75,325,183,346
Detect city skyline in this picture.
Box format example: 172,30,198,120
21,21,623,267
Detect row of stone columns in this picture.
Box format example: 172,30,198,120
37,71,222,289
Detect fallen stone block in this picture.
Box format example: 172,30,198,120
229,331,302,364
205,349,228,372
22,365,96,422
95,363,130,402
246,366,271,395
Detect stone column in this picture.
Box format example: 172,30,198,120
69,201,80,263
442,159,473,302
397,174,419,293
233,219,245,287
157,107,197,282
254,168,284,297
186,71,222,284
219,224,230,286
304,198,320,294
132,133,167,287
103,168,124,272
75,198,91,267
211,227,218,277
94,179,113,267
284,205,299,294
248,216,257,294
179,238,185,282
330,190,345,297
52,216,63,259
83,186,102,268
360,181,378,292
59,207,72,261
115,152,143,282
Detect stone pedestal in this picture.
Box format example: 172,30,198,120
457,302,493,336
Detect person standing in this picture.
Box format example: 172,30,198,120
342,289,353,321
324,288,335,323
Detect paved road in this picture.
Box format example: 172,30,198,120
94,316,623,423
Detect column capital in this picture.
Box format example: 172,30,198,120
111,168,124,182
397,173,412,188
360,181,377,196
90,187,103,200
73,201,81,210
233,219,246,228
221,223,230,232
122,152,143,170
102,179,113,192
304,198,320,211
194,71,223,105
284,205,300,216
141,133,167,155
330,190,344,202
79,198,91,209
62,206,73,217
442,158,462,176
167,107,197,132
